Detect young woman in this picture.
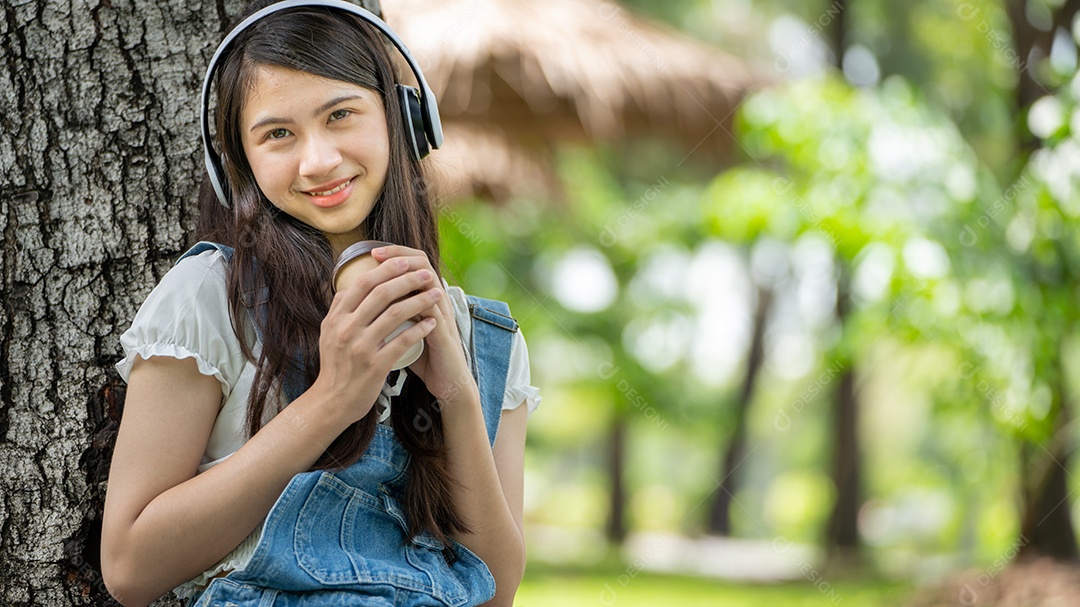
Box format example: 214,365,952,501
100,1,539,605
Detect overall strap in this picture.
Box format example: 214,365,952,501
177,242,271,314
176,240,235,265
175,242,308,402
466,295,518,446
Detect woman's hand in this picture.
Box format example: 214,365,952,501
313,253,442,427
370,245,478,407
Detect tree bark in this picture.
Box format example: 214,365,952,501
2,2,221,603
0,1,377,605
707,285,772,536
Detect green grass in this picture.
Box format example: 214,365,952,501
516,561,914,607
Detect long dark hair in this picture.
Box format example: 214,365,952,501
194,0,465,543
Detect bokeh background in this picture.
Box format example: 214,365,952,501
8,0,1080,604
390,0,1080,604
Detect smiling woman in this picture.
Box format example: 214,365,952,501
99,1,540,606
241,65,390,255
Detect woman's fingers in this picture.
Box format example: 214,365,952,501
369,244,426,264
346,268,436,327
315,247,445,423
333,262,432,319
367,249,457,320
329,268,440,358
364,286,442,344
330,256,410,314
379,313,438,360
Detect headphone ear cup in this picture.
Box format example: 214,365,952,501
397,84,429,160
205,146,232,208
218,152,232,206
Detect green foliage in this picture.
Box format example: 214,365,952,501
438,0,1080,577
849,0,1018,172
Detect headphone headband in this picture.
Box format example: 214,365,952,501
201,0,443,207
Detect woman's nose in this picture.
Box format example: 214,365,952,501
298,133,343,177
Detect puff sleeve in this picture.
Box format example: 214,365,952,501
114,250,246,404
502,329,541,417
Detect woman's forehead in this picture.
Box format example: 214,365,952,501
242,64,380,119
248,64,367,97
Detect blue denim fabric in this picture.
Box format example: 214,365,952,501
176,242,518,607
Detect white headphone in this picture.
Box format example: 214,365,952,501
200,0,444,207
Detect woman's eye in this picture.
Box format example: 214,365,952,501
268,128,290,140
329,109,350,121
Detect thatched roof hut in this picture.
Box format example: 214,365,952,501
381,0,768,200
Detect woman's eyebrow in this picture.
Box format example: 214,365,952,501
248,95,365,133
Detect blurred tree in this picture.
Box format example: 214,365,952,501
551,149,709,544
1004,0,1080,159
698,170,803,538
713,71,993,563
823,0,864,564
707,284,773,536
1000,0,1080,562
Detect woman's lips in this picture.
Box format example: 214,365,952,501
304,177,355,208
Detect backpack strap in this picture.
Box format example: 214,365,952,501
466,295,519,446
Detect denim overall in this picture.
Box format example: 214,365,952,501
176,242,516,606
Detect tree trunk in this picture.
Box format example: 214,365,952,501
2,2,219,603
605,408,628,544
1017,350,1078,561
0,1,377,605
826,0,849,66
1004,0,1080,166
825,266,860,564
707,285,772,535
1002,0,1080,563
825,367,860,562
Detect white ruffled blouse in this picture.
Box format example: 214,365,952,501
114,248,541,599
